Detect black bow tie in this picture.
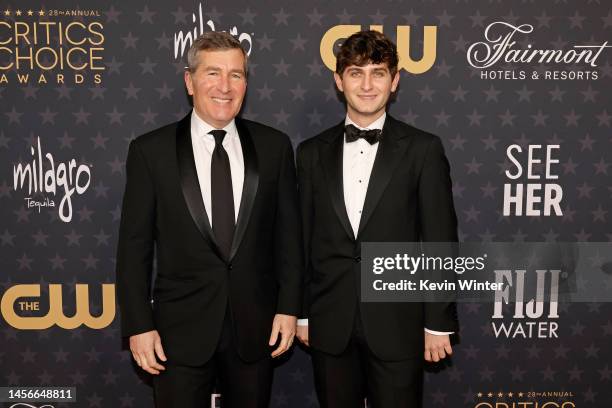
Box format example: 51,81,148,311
345,124,382,145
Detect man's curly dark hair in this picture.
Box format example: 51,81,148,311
336,30,399,77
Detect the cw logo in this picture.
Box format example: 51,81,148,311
320,25,437,74
1,284,115,329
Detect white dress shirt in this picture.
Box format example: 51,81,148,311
343,113,385,237
298,112,452,336
190,110,244,226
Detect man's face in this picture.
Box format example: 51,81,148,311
334,62,399,122
184,48,247,128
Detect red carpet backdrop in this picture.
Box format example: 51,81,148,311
1,0,611,407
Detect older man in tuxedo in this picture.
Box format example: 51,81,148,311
116,31,302,408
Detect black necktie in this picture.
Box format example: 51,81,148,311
344,124,382,145
209,129,234,259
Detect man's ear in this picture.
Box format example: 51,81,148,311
390,71,400,93
184,71,194,96
333,72,344,93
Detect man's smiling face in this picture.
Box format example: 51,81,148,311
334,62,399,124
184,48,247,128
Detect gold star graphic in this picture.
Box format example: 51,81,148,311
38,9,45,16
508,392,514,398
477,392,483,398
15,9,22,16
518,392,524,397
27,9,34,16
3,9,10,16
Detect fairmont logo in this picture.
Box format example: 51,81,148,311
173,2,253,60
12,137,91,223
467,21,611,69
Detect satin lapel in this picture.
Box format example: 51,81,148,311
175,112,224,260
229,119,259,261
357,116,412,238
321,123,355,241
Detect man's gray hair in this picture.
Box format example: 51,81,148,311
186,31,248,74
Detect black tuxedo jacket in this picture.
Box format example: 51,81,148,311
116,112,302,365
297,114,458,361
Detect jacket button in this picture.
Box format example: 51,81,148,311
228,264,233,270
354,256,361,263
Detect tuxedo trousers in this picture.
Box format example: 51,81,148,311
311,309,423,408
153,305,272,408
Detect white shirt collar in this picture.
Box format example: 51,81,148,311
344,112,386,131
191,109,238,139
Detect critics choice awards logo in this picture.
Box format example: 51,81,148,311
0,7,105,85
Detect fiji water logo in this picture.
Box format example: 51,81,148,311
12,137,91,222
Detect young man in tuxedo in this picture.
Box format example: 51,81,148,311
296,30,459,407
116,32,302,408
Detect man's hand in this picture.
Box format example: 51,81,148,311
424,332,452,362
296,324,309,347
129,330,167,374
269,314,297,358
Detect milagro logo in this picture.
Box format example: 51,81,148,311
173,2,253,61
12,136,91,222
467,21,611,80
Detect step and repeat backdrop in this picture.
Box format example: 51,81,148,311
1,0,611,407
